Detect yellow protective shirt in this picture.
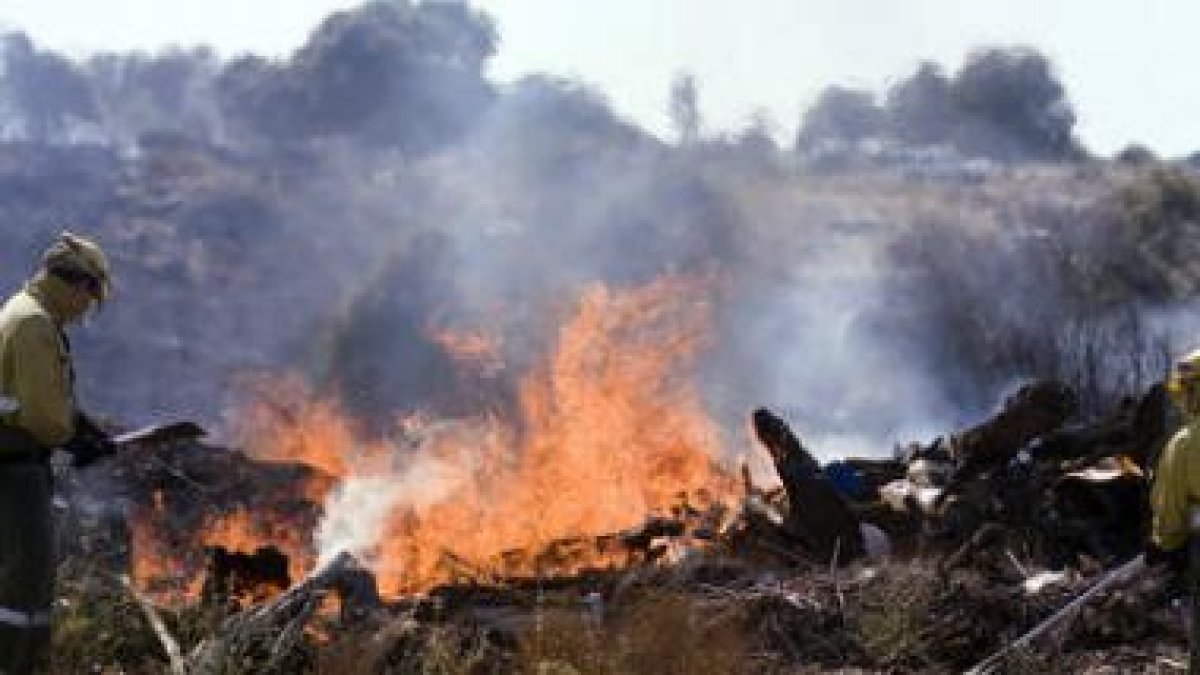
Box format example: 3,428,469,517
0,276,77,448
1151,421,1200,551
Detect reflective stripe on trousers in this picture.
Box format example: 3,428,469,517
0,461,54,672
0,606,50,628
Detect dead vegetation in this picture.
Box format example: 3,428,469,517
48,547,1186,673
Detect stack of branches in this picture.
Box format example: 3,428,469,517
924,379,1168,569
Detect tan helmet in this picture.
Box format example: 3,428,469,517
1167,348,1200,416
40,231,112,302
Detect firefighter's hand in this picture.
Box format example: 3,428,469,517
63,433,118,468
1145,542,1187,575
63,414,119,468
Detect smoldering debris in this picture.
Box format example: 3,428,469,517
54,375,1187,672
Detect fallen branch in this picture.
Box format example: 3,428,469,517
966,554,1147,675
120,574,186,675
829,537,845,619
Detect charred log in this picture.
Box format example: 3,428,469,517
618,516,686,550
751,408,864,562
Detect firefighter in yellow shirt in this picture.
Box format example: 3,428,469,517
1149,348,1200,571
0,232,114,672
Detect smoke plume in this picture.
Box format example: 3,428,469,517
0,1,1194,470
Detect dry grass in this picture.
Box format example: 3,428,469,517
851,563,938,667
316,618,502,675
51,556,170,674
514,590,748,675
46,556,1188,673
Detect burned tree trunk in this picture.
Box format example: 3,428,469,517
751,408,863,563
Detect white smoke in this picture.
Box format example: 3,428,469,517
314,449,462,567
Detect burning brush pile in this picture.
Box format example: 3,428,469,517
54,279,1189,673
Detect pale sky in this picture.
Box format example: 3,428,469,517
1,0,1196,156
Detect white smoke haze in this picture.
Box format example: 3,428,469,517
0,2,1194,471
733,249,961,453
315,450,462,567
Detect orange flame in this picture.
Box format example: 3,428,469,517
373,277,736,594
424,325,504,375
198,508,314,585
235,380,359,480
133,277,738,600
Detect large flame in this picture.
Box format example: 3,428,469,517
372,278,736,594
133,277,738,599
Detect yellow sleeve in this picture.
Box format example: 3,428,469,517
9,317,75,447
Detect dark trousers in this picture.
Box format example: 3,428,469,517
0,462,53,674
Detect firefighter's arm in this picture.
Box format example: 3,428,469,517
10,317,74,447
1151,432,1192,552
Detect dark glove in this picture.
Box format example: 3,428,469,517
62,412,118,468
1145,542,1188,575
